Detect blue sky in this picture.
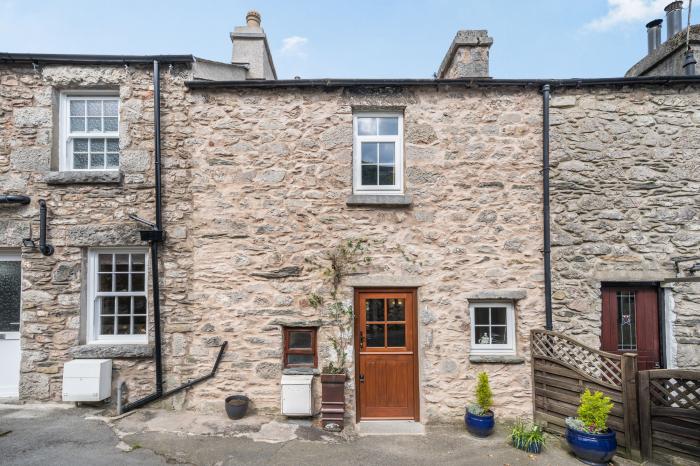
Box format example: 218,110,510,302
0,1,686,79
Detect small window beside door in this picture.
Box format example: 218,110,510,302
283,327,317,368
469,302,516,355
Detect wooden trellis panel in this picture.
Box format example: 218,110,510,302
530,329,640,458
638,369,700,463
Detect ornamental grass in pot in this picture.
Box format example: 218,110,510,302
510,418,546,454
565,389,616,465
465,371,495,437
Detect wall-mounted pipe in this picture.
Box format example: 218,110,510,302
0,195,31,205
542,84,553,331
38,199,54,256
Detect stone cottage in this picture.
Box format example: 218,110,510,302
1,6,698,428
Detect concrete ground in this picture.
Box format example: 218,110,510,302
0,403,641,466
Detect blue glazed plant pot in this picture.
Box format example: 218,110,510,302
465,410,495,437
565,427,617,465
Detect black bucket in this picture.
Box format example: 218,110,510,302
225,395,249,420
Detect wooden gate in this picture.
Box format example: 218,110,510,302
530,330,640,458
638,370,700,463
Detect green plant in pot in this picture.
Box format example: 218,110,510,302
565,389,616,465
510,418,546,454
465,371,495,437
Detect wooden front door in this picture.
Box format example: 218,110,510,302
355,290,418,420
601,285,661,370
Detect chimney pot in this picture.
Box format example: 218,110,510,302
646,18,663,53
246,10,261,28
665,1,683,40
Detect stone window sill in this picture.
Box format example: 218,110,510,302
346,194,413,207
69,344,152,359
43,171,123,185
469,354,525,364
282,367,320,376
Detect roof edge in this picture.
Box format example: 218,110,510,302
0,53,195,65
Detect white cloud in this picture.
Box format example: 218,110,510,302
280,36,309,58
585,0,673,31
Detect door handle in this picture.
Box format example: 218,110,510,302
359,374,365,383
359,332,364,349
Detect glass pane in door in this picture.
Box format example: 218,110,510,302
0,261,21,333
617,291,637,350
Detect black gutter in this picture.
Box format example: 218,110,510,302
0,195,30,205
38,199,54,256
1,53,194,65
541,85,553,331
185,75,700,89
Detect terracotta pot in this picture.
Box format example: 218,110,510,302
321,373,346,430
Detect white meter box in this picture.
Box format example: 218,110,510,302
62,359,112,402
281,374,314,416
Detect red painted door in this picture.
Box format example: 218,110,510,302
601,286,660,370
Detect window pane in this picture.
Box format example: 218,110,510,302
104,117,118,132
70,117,85,132
133,296,147,314
491,307,507,325
115,254,129,272
100,296,115,315
73,153,88,169
387,324,405,347
378,166,394,186
131,254,145,272
74,138,89,152
288,331,312,349
365,299,384,321
103,100,118,116
69,100,85,116
378,142,395,164
361,142,377,164
475,326,491,344
378,117,398,135
115,273,129,292
361,165,377,186
617,292,637,350
106,138,119,152
491,326,507,344
117,296,131,315
90,139,105,152
101,316,115,335
87,100,102,116
87,117,102,132
131,273,145,292
98,273,112,292
90,153,104,169
98,254,112,272
387,298,405,321
474,308,490,325
106,153,119,169
116,316,130,335
357,117,376,136
366,324,384,347
287,354,313,365
133,316,147,334
0,261,21,333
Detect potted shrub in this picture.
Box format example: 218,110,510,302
465,371,495,437
565,389,616,465
510,418,546,454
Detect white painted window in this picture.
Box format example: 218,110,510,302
87,249,147,343
352,113,404,194
59,92,119,171
469,302,516,355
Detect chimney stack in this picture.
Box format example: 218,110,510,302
646,19,663,53
665,1,684,40
436,30,493,79
230,10,277,80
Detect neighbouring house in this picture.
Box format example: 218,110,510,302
0,4,698,429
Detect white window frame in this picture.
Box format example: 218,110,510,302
352,112,404,195
0,250,22,340
59,91,120,172
86,248,148,344
469,301,516,355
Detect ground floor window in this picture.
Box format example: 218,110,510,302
283,327,317,368
87,249,148,343
469,301,516,355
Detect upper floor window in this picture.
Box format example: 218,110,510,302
469,302,516,355
87,249,147,343
60,93,119,171
352,113,403,194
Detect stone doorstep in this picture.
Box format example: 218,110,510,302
357,420,426,436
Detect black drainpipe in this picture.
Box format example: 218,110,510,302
0,195,31,205
542,84,553,330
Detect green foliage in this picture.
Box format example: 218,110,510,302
475,372,493,412
576,389,613,433
510,418,546,452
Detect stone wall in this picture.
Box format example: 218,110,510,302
548,85,700,369
182,85,545,422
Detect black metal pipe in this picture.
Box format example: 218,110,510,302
542,84,553,331
0,195,30,205
38,199,54,256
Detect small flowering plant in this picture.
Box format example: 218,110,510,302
565,389,614,434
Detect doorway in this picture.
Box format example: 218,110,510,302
0,251,21,398
354,289,418,420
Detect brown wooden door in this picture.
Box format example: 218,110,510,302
355,290,418,420
601,285,660,370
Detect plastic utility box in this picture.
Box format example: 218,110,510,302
281,374,314,416
62,359,112,402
